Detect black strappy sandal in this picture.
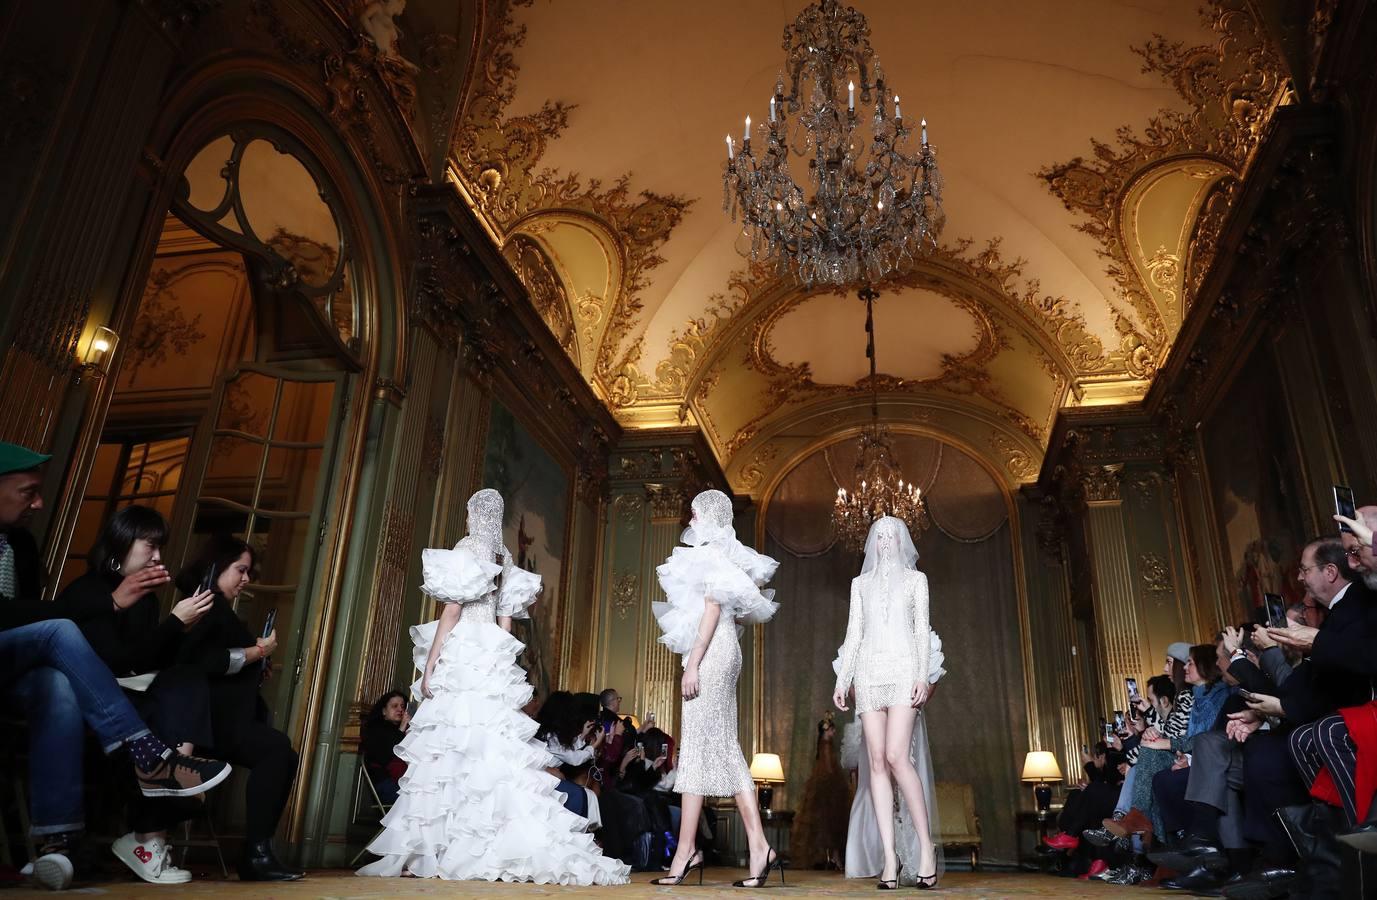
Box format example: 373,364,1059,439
915,870,938,889
877,864,902,890
732,847,784,888
651,850,705,886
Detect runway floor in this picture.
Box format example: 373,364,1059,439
3,867,1129,897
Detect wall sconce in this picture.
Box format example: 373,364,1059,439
1020,751,1064,817
74,326,119,384
749,752,785,813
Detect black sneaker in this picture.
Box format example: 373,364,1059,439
136,752,232,797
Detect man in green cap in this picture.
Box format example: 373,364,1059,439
0,442,236,889
0,439,51,622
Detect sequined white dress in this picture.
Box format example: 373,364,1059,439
834,568,931,714
359,490,629,885
653,490,779,798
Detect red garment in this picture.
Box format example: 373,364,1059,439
385,758,407,782
1309,701,1377,821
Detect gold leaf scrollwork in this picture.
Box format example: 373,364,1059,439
612,572,639,621
645,483,684,521
990,433,1038,483
1140,552,1172,595
1038,0,1282,362
613,492,644,525
738,443,781,492
1146,246,1181,315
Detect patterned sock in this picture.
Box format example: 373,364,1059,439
127,734,172,771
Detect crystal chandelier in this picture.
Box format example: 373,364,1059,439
723,0,944,287
830,286,930,552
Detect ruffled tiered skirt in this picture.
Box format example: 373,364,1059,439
357,619,629,884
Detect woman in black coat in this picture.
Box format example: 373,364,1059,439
174,534,302,882
56,505,216,885
360,690,409,804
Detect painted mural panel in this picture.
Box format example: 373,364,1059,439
1201,344,1310,618
482,398,568,699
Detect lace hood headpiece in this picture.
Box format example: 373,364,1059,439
681,489,736,546
465,488,512,564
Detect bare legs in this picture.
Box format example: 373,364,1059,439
660,788,773,884
732,784,773,884
861,706,936,882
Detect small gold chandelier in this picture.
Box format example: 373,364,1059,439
831,286,930,552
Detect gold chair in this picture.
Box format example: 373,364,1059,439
935,781,981,870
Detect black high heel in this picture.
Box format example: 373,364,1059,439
877,864,902,890
732,847,784,888
651,850,704,886
915,870,938,890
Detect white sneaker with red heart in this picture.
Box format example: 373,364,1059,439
111,833,192,884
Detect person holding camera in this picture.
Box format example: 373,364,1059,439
56,505,219,885
175,534,301,882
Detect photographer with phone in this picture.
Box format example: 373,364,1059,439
175,535,301,882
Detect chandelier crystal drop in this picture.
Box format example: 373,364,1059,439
723,0,945,287
830,287,931,552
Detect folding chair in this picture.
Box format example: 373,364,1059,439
349,763,393,866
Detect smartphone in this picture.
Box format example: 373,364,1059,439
1263,592,1286,629
1081,743,1090,755
1102,721,1114,739
198,562,219,595
1125,677,1140,705
262,608,277,639
1238,688,1258,701
1335,485,1357,534
1113,710,1126,732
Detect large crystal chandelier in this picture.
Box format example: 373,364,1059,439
830,286,931,552
723,0,944,287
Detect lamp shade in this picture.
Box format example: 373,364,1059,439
1021,751,1063,782
749,753,785,783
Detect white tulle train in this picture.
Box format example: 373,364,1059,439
357,616,629,884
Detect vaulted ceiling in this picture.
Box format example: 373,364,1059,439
408,0,1287,495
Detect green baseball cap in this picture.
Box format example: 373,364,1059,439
0,442,51,476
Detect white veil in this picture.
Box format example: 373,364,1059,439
860,516,919,575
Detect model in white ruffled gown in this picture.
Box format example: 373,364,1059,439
357,489,629,885
650,489,783,888
832,516,940,889
837,631,946,886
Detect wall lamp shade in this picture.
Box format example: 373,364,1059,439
749,753,785,783
78,326,119,380
1020,751,1063,783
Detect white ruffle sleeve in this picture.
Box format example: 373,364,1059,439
832,629,947,684
419,544,502,603
497,564,541,619
653,541,779,658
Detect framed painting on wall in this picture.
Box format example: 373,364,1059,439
1200,343,1311,619
482,397,570,700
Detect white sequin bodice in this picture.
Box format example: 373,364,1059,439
835,568,931,714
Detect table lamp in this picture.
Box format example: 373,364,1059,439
1020,751,1063,814
749,752,785,812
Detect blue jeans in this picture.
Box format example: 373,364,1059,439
7,667,84,836
0,620,149,754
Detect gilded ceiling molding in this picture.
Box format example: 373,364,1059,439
501,234,577,363
448,0,691,391
1038,0,1284,376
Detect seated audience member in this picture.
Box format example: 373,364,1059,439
1220,536,1377,898
0,442,231,890
176,535,303,882
361,690,410,805
535,690,602,818
618,726,677,866
57,505,219,885
596,686,635,784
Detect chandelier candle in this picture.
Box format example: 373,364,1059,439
723,0,945,287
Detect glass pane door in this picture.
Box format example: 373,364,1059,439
184,364,342,728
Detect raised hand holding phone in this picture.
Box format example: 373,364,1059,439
1334,485,1357,534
